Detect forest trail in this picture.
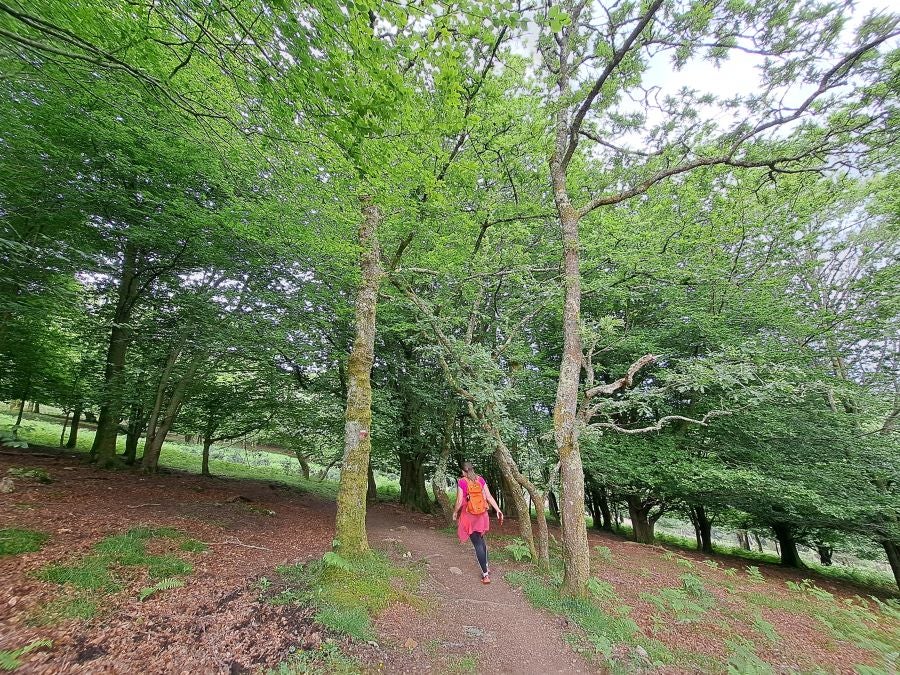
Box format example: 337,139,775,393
0,451,589,674
367,504,590,673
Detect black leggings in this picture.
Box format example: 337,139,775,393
469,532,489,574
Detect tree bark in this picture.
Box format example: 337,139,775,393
201,436,213,476
553,202,590,595
772,522,803,567
882,540,900,591
296,451,311,481
14,389,28,426
816,544,833,566
432,411,455,520
690,505,714,553
59,411,70,447
367,463,377,504
399,451,431,512
626,495,656,544
334,196,383,556
91,242,139,466
65,401,82,449
141,355,202,472
548,491,560,521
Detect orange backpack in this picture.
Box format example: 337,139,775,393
464,477,488,515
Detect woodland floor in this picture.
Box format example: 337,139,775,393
1,448,898,674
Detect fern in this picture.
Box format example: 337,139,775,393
592,545,613,563
322,551,353,572
0,639,52,671
746,565,765,582
587,577,616,601
139,577,184,601
503,538,532,562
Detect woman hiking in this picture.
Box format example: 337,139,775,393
453,461,503,584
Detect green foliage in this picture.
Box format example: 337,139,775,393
269,643,359,675
502,538,533,562
446,655,478,673
178,539,209,553
0,528,48,556
139,578,185,602
37,527,194,591
507,571,672,667
268,552,422,641
640,576,715,625
0,639,53,671
28,595,98,625
751,613,781,644
593,546,613,563
725,640,774,675
746,566,765,583
6,467,52,483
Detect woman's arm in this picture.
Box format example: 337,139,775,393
483,484,503,519
452,486,464,520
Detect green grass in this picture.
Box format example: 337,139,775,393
178,538,209,553
0,528,49,556
506,570,674,670
269,643,359,674
1,411,401,502
265,551,423,641
447,655,478,673
28,595,98,625
36,526,196,595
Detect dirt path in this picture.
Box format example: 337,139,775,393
367,504,591,674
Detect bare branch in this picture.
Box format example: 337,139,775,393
584,353,656,399
588,410,731,435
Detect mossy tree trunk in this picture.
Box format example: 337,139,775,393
335,196,383,556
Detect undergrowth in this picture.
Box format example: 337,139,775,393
264,550,423,641
36,526,196,596
269,643,359,674
505,570,674,672
0,528,48,556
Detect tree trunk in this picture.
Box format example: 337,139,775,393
553,202,590,596
691,505,713,554
295,451,311,481
141,356,202,472
548,491,560,521
202,437,213,476
123,407,144,465
59,411,70,447
334,196,383,556
882,540,900,592
66,402,82,449
626,495,655,544
367,463,377,504
754,533,764,552
399,451,431,512
736,530,752,550
431,411,455,521
772,522,803,568
14,391,27,426
816,544,833,566
91,243,139,466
